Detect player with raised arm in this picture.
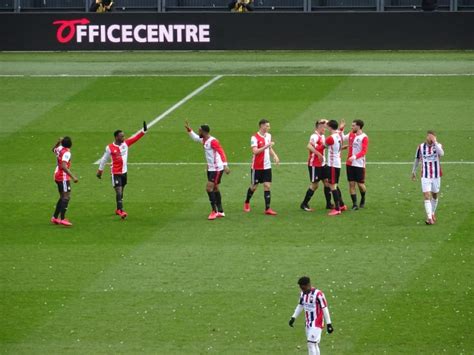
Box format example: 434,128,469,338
185,121,230,220
289,276,334,355
51,136,79,226
411,130,444,225
243,119,280,215
96,121,148,219
325,120,347,216
344,119,369,210
300,119,334,212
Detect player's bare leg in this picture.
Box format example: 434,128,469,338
423,191,434,225
431,192,438,223
206,181,218,220
244,184,257,212
115,185,127,219
328,183,341,216
58,191,72,226
323,180,334,209
349,181,358,210
357,182,367,208
301,182,318,212
263,182,277,215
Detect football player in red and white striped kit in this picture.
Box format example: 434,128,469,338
244,119,280,215
343,119,369,210
325,120,347,216
411,130,444,225
185,121,230,220
96,121,148,219
289,276,334,355
51,137,79,226
300,119,334,212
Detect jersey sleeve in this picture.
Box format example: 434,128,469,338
415,145,421,159
325,136,334,146
250,136,258,147
355,136,369,159
435,143,445,157
125,130,145,147
187,130,203,143
317,291,328,309
98,146,111,172
53,145,63,155
61,151,71,162
211,139,228,165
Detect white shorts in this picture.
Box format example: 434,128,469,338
421,177,441,193
305,326,322,343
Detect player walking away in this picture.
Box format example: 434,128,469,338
51,137,78,226
345,119,369,210
325,120,347,216
300,120,334,212
289,276,334,355
96,121,148,219
244,119,280,215
185,121,230,220
411,130,444,225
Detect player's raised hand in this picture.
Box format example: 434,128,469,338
327,323,334,334
143,121,148,132
184,120,192,132
288,317,295,327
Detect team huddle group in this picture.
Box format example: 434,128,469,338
51,117,443,227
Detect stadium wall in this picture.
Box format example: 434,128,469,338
1,12,473,51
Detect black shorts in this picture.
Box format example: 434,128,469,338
56,180,71,193
251,169,272,185
308,166,327,183
207,170,224,184
328,166,341,185
346,165,366,183
112,173,128,188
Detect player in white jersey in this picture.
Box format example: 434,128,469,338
289,276,334,355
185,121,230,220
411,130,444,225
325,120,347,216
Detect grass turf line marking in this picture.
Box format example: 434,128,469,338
93,75,222,164
93,161,474,166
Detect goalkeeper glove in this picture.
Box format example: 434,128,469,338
143,121,148,132
288,317,295,327
327,324,334,334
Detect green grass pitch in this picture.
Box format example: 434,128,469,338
0,51,473,354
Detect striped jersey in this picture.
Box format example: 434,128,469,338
308,132,326,167
53,145,71,182
187,130,228,172
346,132,369,168
415,142,444,178
325,132,344,168
298,288,329,329
251,132,272,170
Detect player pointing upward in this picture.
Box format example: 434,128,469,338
97,121,148,219
412,130,444,225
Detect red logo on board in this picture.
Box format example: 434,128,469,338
53,19,90,43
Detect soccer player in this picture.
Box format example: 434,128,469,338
185,121,230,220
300,119,334,212
51,137,79,226
243,119,280,215
325,120,347,216
411,130,444,225
288,276,334,355
344,119,369,210
96,121,148,219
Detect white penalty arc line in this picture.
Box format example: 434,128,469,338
93,75,222,164
93,161,474,166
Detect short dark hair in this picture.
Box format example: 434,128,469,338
353,119,364,129
427,130,436,136
114,130,123,138
327,120,338,130
61,136,72,148
259,119,269,126
298,276,311,286
200,124,210,133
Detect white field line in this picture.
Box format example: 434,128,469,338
93,75,222,164
93,161,474,166
1,73,474,78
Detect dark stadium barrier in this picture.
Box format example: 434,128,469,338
0,12,473,50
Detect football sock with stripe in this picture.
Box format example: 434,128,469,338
337,187,345,206
116,192,123,210
331,190,340,211
264,191,271,210
60,197,69,219
245,188,254,203
324,186,332,206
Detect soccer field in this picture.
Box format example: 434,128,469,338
1,51,473,354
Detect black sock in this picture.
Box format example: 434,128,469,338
245,188,254,203
351,194,357,206
215,191,223,212
302,188,315,206
331,190,340,210
116,192,123,210
360,191,366,205
324,186,332,206
60,198,69,220
337,187,345,206
53,198,62,218
207,191,217,211
264,191,271,210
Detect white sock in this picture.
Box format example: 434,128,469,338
424,200,432,219
307,342,320,355
431,198,438,215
